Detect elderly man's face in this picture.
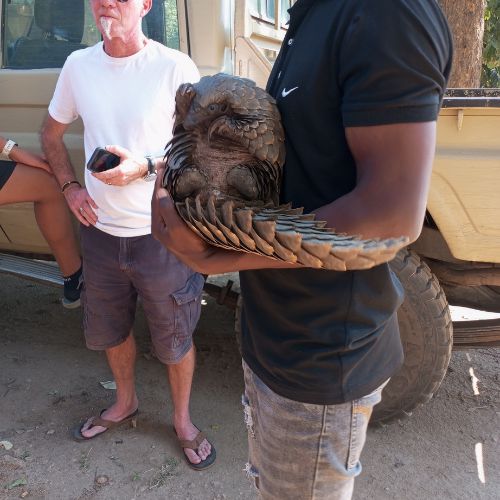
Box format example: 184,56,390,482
89,0,151,42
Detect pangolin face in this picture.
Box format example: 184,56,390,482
181,91,231,131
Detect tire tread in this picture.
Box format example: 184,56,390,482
372,249,453,424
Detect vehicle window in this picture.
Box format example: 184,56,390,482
2,0,180,69
2,0,99,69
249,0,294,26
248,0,294,63
142,0,180,50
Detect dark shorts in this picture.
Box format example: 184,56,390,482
80,224,204,364
0,161,16,190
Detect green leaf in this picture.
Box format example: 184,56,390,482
6,478,27,490
482,0,500,87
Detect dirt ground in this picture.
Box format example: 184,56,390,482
0,273,499,500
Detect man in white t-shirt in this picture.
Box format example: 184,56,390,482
41,0,215,470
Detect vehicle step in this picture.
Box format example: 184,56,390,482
453,319,500,349
0,253,62,287
0,256,241,297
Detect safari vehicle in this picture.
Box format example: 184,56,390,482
0,0,499,423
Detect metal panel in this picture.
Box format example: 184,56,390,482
429,108,500,263
0,252,62,286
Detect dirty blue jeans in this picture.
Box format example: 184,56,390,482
242,361,386,500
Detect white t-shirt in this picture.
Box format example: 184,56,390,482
49,40,200,237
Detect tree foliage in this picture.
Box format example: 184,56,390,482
482,0,500,86
165,0,180,49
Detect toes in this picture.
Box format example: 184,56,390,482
81,424,106,438
198,439,211,460
184,448,201,465
80,418,93,436
79,417,107,438
182,439,212,465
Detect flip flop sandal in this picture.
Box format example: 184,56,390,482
72,408,139,442
175,428,217,471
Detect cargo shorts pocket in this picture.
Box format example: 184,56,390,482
171,273,204,347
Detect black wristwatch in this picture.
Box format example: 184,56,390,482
143,156,157,182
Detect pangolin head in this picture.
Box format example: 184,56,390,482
176,79,233,131
173,74,285,164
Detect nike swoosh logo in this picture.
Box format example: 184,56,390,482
281,86,299,98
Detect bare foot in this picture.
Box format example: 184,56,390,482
80,400,138,439
175,421,212,465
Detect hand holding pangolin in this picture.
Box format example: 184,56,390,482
162,74,408,271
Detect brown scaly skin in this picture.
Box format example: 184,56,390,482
165,74,284,205
162,74,408,271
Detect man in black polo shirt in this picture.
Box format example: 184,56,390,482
153,0,452,497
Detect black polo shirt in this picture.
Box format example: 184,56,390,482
240,0,452,404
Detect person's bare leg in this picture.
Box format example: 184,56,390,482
80,333,138,438
0,164,80,275
167,345,212,464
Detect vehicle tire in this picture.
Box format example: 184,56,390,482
371,249,453,424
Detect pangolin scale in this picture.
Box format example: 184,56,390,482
163,73,408,271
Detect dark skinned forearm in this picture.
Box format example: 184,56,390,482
180,246,297,275
314,122,436,243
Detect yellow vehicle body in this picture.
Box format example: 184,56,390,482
431,103,500,263
1,0,498,423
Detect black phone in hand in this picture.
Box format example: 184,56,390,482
86,147,121,173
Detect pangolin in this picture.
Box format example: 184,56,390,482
163,73,408,271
